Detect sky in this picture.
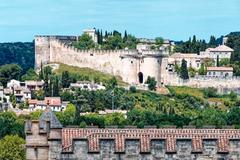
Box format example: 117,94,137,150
0,0,240,42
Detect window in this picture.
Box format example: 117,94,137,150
213,72,215,75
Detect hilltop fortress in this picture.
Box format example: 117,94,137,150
35,35,169,85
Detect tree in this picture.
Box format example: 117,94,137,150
103,34,123,50
180,59,189,79
73,33,95,50
198,63,207,75
53,76,59,96
0,135,25,160
209,36,217,47
0,112,25,139
229,91,237,101
21,68,38,81
39,61,44,80
10,94,17,108
216,55,220,67
203,87,218,98
0,64,22,87
107,77,118,89
62,71,71,88
155,37,164,47
227,107,240,127
145,76,157,91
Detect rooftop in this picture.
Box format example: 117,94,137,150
206,45,234,52
207,67,233,71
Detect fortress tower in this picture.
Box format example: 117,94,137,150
35,35,167,85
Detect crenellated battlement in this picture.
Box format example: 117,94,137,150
25,109,240,160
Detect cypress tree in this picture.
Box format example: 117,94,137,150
180,59,189,80
39,61,44,80
53,76,59,96
123,30,127,42
216,55,220,67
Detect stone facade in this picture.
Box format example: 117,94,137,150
35,36,168,85
26,109,240,160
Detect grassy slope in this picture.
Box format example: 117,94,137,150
54,63,127,86
168,86,235,111
168,86,204,99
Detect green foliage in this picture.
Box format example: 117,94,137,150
56,103,76,126
107,76,118,89
198,63,207,75
190,108,227,128
0,112,25,139
73,33,95,50
180,59,189,79
62,71,71,88
229,91,237,101
155,37,164,46
227,107,240,128
219,58,230,67
188,67,196,77
10,94,17,108
145,76,157,91
21,68,38,81
0,135,25,160
203,87,218,98
0,42,34,74
103,34,123,49
129,86,137,93
54,63,126,86
0,64,22,87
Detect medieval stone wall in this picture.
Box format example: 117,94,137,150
25,123,240,160
35,36,164,85
164,73,240,94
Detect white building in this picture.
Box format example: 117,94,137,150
83,29,98,43
14,87,31,103
0,86,4,103
200,45,234,60
206,67,233,78
167,53,207,71
29,97,67,112
70,81,106,91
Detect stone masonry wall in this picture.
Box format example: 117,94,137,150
164,73,240,94
35,36,163,85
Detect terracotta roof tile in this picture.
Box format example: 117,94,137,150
61,128,240,153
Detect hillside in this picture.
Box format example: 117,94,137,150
53,63,127,86
0,42,34,73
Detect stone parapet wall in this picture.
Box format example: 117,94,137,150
164,74,240,94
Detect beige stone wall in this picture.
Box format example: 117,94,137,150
35,36,164,85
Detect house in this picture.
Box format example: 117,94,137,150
70,81,106,91
200,45,234,60
206,67,233,78
83,29,98,43
29,97,67,112
167,53,207,71
25,80,44,91
14,87,31,103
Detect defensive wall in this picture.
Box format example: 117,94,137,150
35,35,166,85
164,73,240,94
25,114,240,160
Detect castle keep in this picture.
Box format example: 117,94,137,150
35,36,168,85
25,109,240,160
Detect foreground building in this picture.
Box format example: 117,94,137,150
25,109,240,160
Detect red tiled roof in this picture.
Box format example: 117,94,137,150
28,99,38,105
207,67,233,71
45,97,61,106
61,128,240,153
